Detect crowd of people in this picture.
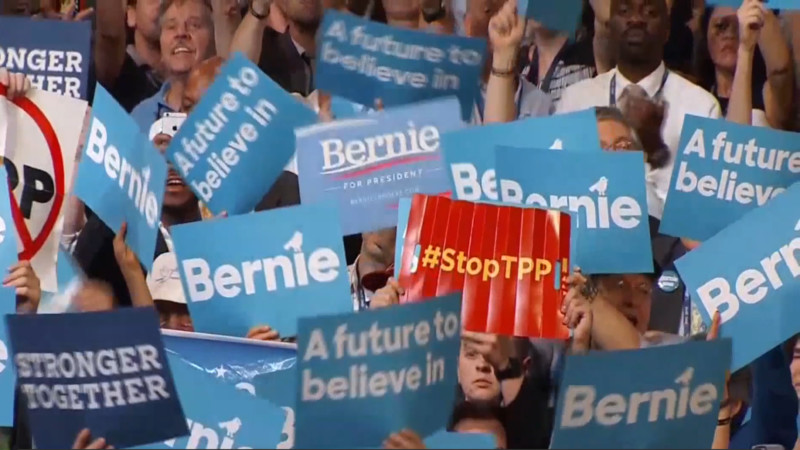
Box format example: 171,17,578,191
2,0,800,448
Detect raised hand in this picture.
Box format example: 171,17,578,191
38,0,94,21
488,0,525,59
737,0,766,51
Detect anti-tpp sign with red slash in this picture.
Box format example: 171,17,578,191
0,84,85,291
399,194,572,339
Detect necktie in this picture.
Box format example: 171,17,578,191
300,53,314,95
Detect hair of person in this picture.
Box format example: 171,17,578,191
691,6,768,93
447,400,504,431
593,106,645,149
512,336,531,361
157,0,214,34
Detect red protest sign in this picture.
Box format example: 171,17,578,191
398,194,571,339
0,84,65,261
0,85,85,292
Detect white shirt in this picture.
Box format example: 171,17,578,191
556,63,722,219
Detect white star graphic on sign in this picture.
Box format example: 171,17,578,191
212,365,229,378
795,219,800,231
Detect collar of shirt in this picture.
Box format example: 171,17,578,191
292,37,311,60
611,61,667,102
127,44,145,67
155,81,174,117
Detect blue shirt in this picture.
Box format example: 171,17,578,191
130,82,173,132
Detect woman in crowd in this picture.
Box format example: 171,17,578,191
694,0,794,128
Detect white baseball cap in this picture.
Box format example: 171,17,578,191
147,252,186,305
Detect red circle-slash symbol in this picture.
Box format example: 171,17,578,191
0,84,66,260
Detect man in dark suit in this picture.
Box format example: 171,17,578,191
231,1,365,264
232,0,323,96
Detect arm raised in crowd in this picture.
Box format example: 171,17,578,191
759,8,794,129
230,0,274,63
726,0,763,125
113,222,155,308
483,0,524,124
94,0,129,87
588,0,614,74
212,0,244,58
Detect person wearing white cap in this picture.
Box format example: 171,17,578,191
147,252,193,331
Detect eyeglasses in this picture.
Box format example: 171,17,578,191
601,138,636,151
596,276,652,297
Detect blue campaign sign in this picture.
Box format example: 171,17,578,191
0,16,91,99
0,166,20,426
167,53,318,216
443,110,601,203
660,115,800,241
296,97,463,235
675,181,800,370
137,354,285,449
424,430,496,449
296,294,462,449
74,85,167,271
5,308,188,449
161,330,298,448
495,148,653,274
394,197,412,278
330,95,373,119
551,339,731,449
316,10,486,121
518,0,583,35
170,202,352,338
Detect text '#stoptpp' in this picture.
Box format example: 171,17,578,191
421,245,562,281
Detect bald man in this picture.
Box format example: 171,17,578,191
179,56,302,213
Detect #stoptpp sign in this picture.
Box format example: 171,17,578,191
398,194,571,339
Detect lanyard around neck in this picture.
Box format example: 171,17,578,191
609,69,669,107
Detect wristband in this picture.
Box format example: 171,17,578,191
490,66,516,78
421,0,446,23
717,416,732,426
249,1,270,20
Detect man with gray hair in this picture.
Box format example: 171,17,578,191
130,0,216,131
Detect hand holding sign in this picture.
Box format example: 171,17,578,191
37,0,94,21
738,0,766,49
246,325,281,342
384,430,426,449
489,0,525,62
562,269,593,353
4,260,41,313
461,331,514,372
72,428,113,450
371,277,404,310
112,222,142,278
0,69,31,99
